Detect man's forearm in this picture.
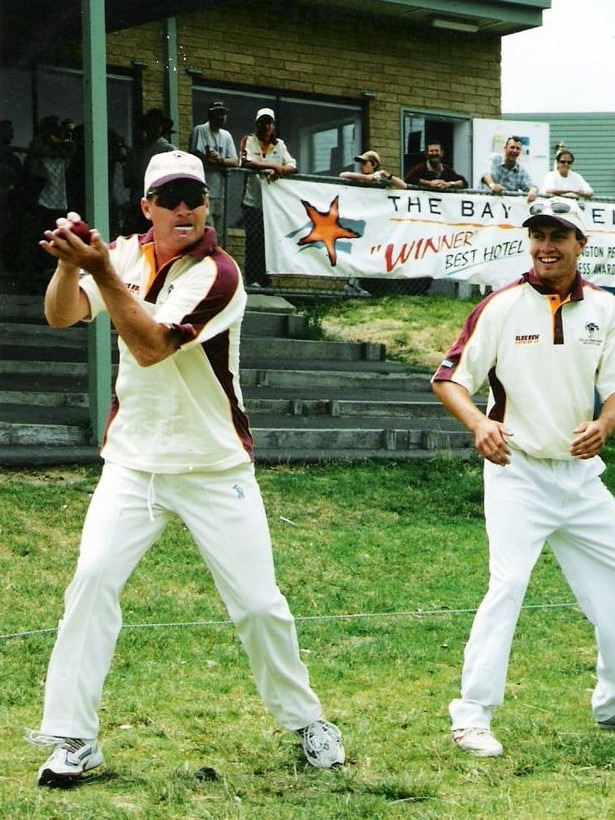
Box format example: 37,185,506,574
93,268,180,367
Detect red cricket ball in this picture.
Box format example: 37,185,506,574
66,212,92,244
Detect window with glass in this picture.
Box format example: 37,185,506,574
192,85,362,176
191,84,363,228
0,65,134,155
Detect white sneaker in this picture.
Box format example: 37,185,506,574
27,732,104,787
453,727,503,757
297,719,345,768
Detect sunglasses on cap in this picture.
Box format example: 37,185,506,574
528,199,583,217
147,180,208,210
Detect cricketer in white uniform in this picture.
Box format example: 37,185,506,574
432,196,615,758
29,150,344,786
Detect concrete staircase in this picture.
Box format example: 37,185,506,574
0,293,475,466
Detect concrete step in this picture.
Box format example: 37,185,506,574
0,392,449,419
0,419,90,447
0,444,102,466
0,294,472,465
0,442,475,467
252,424,471,453
1,322,384,365
1,358,429,393
0,420,471,461
239,366,430,391
0,293,306,331
245,397,446,418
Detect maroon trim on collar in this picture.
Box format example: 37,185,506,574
521,268,585,301
135,226,216,259
185,226,217,260
143,227,218,304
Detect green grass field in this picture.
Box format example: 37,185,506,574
2,453,615,819
2,294,615,818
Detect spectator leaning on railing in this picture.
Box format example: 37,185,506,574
339,150,406,190
541,150,593,199
404,143,468,191
481,136,538,203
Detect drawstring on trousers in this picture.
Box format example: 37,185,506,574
146,473,156,522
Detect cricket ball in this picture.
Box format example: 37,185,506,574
66,212,92,244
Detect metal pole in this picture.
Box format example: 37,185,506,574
82,0,112,446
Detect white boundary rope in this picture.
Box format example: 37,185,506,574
0,601,580,643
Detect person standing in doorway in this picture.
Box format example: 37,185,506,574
404,143,467,190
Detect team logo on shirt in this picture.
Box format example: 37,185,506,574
515,334,539,345
580,321,602,346
158,283,174,304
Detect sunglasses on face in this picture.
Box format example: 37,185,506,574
558,159,573,165
147,180,208,210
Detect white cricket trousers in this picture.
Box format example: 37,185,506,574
450,450,615,730
40,461,322,739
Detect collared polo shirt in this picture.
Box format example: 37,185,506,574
433,271,615,460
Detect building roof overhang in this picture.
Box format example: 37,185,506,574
1,0,550,65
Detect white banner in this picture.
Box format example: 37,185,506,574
261,178,615,289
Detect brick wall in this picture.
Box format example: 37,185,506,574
106,2,502,163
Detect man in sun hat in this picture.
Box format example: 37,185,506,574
339,149,406,189
188,101,238,240
433,195,615,757
28,149,345,786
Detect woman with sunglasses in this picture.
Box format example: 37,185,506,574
541,150,593,199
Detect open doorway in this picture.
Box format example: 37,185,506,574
402,110,471,183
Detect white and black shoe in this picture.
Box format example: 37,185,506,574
597,715,615,730
27,732,104,787
297,719,345,768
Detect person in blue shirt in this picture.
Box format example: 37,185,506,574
481,136,538,203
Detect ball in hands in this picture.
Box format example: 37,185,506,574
65,211,92,244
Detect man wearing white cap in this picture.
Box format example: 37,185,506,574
432,197,615,757
188,101,238,239
240,108,297,287
28,150,345,785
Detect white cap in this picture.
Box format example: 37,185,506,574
256,107,275,122
523,196,587,237
144,150,206,195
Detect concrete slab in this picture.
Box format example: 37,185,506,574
246,293,296,313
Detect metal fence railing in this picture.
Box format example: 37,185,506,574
4,164,613,299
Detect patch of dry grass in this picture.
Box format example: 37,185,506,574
319,294,479,369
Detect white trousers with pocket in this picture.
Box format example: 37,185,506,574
450,450,615,730
40,461,322,738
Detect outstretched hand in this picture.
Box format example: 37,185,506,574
40,214,109,275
